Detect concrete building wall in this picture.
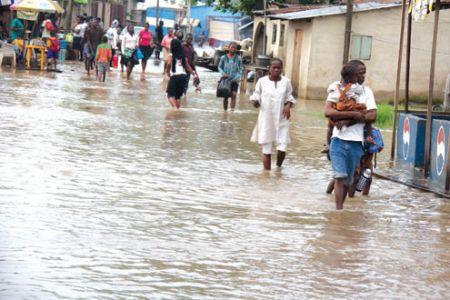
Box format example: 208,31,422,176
283,20,312,98
256,7,450,101
303,7,450,100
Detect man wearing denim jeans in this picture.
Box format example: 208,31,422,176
325,60,377,209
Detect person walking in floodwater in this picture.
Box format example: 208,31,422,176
72,16,85,61
161,29,174,72
155,20,164,60
250,58,295,170
121,25,139,81
218,42,243,111
165,39,198,109
182,33,197,95
138,23,153,81
84,18,103,76
96,36,112,83
325,60,377,210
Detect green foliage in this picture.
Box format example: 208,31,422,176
204,0,333,15
204,0,279,15
374,104,394,128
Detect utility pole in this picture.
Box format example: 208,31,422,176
342,0,353,63
65,0,74,32
263,0,267,55
156,0,160,25
186,0,191,34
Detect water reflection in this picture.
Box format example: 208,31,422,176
0,62,449,299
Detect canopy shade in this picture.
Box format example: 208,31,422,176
14,0,57,12
51,1,64,13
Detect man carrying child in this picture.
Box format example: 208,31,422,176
324,60,377,210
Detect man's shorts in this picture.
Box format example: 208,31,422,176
262,142,288,154
97,62,109,73
47,50,59,59
330,137,364,186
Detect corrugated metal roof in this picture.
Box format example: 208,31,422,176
270,2,402,20
254,4,329,16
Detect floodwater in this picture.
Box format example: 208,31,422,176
1,62,449,299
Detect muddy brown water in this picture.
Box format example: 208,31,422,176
0,62,449,299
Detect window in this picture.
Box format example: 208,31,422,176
279,24,285,46
272,24,277,45
351,35,372,60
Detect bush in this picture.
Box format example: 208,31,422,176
375,104,394,128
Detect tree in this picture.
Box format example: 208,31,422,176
204,0,272,15
204,0,331,16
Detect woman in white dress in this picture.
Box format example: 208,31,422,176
121,25,139,80
250,58,296,170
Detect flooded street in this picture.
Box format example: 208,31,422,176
1,62,449,299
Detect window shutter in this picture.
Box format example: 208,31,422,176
360,36,372,60
350,35,372,60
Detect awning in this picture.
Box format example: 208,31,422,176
239,21,254,31
179,17,201,27
14,0,57,12
51,1,64,13
0,0,13,6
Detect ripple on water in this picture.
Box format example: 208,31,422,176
1,63,449,299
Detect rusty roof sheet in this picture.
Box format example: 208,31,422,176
270,2,402,20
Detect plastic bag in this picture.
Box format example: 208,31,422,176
65,33,73,43
365,127,384,154
137,48,143,60
216,77,232,98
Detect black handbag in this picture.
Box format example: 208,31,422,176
216,77,232,98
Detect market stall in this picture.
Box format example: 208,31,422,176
9,0,64,69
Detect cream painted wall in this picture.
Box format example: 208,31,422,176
253,17,311,96
253,17,286,58
304,7,450,100
283,20,312,98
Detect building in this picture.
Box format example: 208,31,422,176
139,0,245,41
253,2,450,100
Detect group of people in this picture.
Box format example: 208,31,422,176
247,58,378,210
69,18,378,211
3,12,62,70
7,15,374,210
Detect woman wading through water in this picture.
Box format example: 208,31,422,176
121,25,139,81
165,39,199,109
218,42,243,112
250,58,296,170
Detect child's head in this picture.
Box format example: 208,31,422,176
269,58,283,77
50,31,57,37
102,35,108,43
341,63,359,84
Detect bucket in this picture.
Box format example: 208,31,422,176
112,54,118,69
255,55,271,68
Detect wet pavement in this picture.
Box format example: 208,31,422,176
1,62,449,299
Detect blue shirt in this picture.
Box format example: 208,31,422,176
10,18,24,42
218,54,243,81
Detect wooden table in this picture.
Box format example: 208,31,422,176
240,65,269,94
26,45,46,70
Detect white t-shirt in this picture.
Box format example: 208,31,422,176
121,32,138,53
169,54,186,75
41,19,52,38
73,23,84,38
106,27,119,49
326,81,377,142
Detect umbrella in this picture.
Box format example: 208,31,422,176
51,1,64,14
14,0,57,12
